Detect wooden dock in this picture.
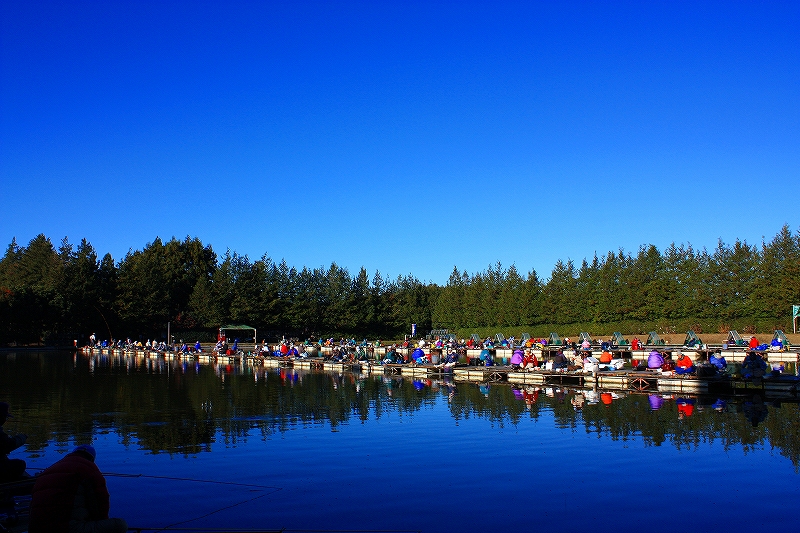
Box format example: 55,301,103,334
80,347,800,398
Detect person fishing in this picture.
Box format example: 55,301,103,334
28,445,128,533
0,401,28,482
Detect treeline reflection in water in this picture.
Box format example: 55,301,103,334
2,351,799,470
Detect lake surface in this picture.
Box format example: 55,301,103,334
2,351,799,532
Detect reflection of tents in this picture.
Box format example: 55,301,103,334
219,324,257,345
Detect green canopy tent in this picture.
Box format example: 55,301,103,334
219,325,257,350
727,330,747,346
646,331,665,346
612,332,629,346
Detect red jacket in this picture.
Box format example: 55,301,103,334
28,452,110,532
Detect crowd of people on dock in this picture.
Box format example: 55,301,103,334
82,329,794,381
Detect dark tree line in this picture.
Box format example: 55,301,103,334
0,226,798,345
433,225,799,335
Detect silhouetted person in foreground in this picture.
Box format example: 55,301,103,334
29,445,127,533
0,401,27,482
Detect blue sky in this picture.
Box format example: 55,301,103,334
2,1,798,284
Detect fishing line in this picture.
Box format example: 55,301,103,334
101,472,282,490
137,488,281,532
28,468,281,490
128,526,422,533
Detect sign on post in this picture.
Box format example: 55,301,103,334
411,324,417,337
794,306,800,334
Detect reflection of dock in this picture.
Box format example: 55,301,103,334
79,347,800,399
458,366,800,398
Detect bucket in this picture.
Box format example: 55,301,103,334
431,353,441,365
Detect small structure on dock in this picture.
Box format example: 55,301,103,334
774,330,791,347
646,331,665,346
548,332,563,346
579,332,593,345
612,332,629,346
683,330,703,347
727,330,747,347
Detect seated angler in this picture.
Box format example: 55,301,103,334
521,348,538,369
550,351,568,370
708,351,727,371
647,350,665,369
674,352,696,375
411,347,428,364
479,348,493,367
0,402,27,482
383,346,398,364
741,351,768,379
510,349,524,370
29,445,127,533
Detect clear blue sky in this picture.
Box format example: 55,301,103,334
2,1,798,284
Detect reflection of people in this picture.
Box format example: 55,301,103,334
0,402,27,482
648,395,664,411
29,445,128,533
743,395,768,428
676,398,695,418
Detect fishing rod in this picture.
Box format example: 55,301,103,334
128,526,422,533
100,472,282,490
25,468,282,491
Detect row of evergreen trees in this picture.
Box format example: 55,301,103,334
0,226,798,345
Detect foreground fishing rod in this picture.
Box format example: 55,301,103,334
128,526,422,533
101,472,282,490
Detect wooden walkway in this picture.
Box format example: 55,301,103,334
80,347,800,398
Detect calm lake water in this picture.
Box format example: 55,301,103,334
2,351,799,532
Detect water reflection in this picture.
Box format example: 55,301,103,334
2,351,800,468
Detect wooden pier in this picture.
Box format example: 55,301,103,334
80,346,800,398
